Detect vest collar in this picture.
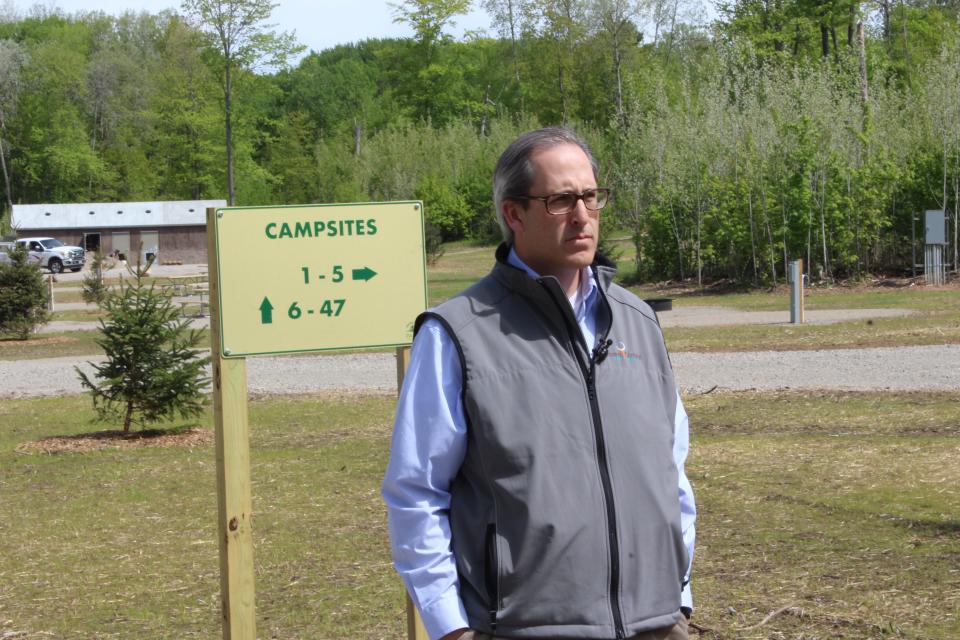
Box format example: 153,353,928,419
493,242,617,294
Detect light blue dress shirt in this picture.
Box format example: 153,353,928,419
382,249,696,640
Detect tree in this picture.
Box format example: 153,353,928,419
591,0,643,125
483,0,535,105
390,0,472,121
0,39,25,219
76,257,210,432
0,244,50,339
153,12,225,200
181,0,300,205
533,0,589,123
391,0,472,52
81,250,110,306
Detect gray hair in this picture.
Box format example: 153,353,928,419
492,127,599,243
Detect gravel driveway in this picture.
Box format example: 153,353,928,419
3,344,958,399
7,265,956,398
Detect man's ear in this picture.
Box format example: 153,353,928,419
502,199,526,236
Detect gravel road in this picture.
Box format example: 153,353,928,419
6,263,954,397
3,344,958,399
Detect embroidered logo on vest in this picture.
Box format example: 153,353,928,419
608,340,642,362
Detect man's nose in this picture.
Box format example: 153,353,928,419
568,198,591,225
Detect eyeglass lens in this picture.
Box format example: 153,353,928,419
547,189,608,214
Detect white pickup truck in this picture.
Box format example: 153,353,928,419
16,237,85,273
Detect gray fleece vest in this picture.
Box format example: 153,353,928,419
416,245,688,639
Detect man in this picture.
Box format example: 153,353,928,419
383,127,696,640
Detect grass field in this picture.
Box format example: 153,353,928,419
1,391,957,639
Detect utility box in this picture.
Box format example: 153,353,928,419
925,210,946,245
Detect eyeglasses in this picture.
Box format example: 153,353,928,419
508,188,611,215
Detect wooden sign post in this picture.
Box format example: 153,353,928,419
207,209,257,639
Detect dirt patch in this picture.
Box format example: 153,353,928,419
0,335,78,348
15,427,213,454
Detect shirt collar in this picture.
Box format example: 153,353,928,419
506,246,598,316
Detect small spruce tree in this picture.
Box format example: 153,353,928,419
76,256,210,432
0,244,50,339
81,250,110,306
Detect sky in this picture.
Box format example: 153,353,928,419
9,0,494,57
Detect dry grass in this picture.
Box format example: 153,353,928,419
662,311,960,352
686,390,960,640
1,391,957,638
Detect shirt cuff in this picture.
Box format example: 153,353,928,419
419,589,470,640
680,581,693,611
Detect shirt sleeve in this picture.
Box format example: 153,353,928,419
382,318,470,639
674,390,697,611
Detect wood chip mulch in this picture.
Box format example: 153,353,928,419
14,428,214,454
0,335,78,348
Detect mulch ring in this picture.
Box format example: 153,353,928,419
15,427,214,454
0,335,78,347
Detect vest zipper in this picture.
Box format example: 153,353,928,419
586,362,626,639
539,277,625,639
485,523,500,632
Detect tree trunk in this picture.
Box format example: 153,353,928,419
857,20,869,109
0,119,13,212
882,0,891,41
819,169,830,279
821,24,829,58
613,32,624,127
954,158,959,273
669,199,685,280
901,8,912,72
123,400,134,432
225,61,235,206
480,84,491,136
558,65,567,124
848,5,855,47
748,189,759,285
761,186,776,282
353,119,362,156
666,0,679,59
781,197,789,277
507,0,522,111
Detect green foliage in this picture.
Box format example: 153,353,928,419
76,257,210,432
415,174,472,239
0,6,958,283
424,221,446,264
0,244,49,339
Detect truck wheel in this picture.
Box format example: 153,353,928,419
49,258,63,273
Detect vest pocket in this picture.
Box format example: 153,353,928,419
484,522,500,630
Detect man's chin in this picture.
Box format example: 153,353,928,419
566,246,596,267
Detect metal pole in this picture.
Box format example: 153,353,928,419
789,259,804,324
912,213,916,279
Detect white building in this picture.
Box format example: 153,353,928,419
12,200,226,264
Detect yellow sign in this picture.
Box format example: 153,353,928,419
213,202,427,357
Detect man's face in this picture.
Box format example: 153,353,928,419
503,143,599,284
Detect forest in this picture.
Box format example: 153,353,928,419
0,0,958,284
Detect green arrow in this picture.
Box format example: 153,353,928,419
259,296,274,324
352,266,377,282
